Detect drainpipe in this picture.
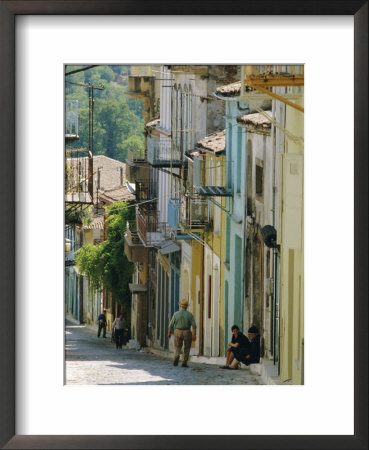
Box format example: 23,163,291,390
237,102,249,332
271,88,277,365
200,240,205,356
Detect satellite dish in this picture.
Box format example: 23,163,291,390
261,225,278,248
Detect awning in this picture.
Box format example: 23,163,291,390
128,283,147,293
125,182,136,194
157,240,180,255
194,186,232,197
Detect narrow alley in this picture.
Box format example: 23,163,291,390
65,320,263,385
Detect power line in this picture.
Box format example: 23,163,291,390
65,65,100,76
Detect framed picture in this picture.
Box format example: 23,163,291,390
1,1,367,449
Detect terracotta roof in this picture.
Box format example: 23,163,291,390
66,154,128,198
237,111,272,130
83,216,104,230
196,130,226,154
98,185,135,204
216,81,253,97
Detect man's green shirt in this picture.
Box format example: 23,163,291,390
168,309,197,331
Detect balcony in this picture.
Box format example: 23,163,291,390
127,72,154,96
180,194,210,229
192,155,232,197
136,207,169,247
147,136,183,168
135,179,157,203
125,148,149,183
124,221,148,263
65,154,93,205
168,196,209,239
65,100,79,142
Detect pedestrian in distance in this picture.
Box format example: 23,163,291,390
168,299,196,368
227,325,261,369
112,313,126,349
97,309,107,338
221,324,249,369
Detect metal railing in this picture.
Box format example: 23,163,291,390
180,194,210,229
65,100,79,136
135,179,157,202
136,208,169,246
125,220,142,245
147,136,182,166
127,148,146,163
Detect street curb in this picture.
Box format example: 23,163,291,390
146,347,268,378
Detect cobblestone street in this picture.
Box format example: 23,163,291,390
65,321,263,385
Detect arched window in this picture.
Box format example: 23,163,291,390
172,84,178,149
176,85,182,151
183,85,188,152
188,85,193,150
247,139,253,215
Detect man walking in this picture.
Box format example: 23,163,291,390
168,299,196,368
112,313,126,349
97,310,107,338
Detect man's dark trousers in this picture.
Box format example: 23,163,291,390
98,322,106,338
115,329,124,348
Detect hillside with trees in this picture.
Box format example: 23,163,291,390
65,65,144,162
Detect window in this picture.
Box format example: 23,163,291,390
183,85,188,152
97,167,102,189
176,85,182,150
188,85,193,150
226,125,233,190
225,215,230,264
236,127,242,193
247,139,253,215
208,275,212,319
256,160,263,197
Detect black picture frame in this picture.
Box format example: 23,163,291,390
0,1,367,449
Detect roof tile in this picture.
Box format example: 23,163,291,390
197,130,225,154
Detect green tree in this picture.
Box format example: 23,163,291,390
65,65,145,161
74,201,135,307
118,134,144,161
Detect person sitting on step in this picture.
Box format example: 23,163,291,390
227,325,260,369
221,324,249,369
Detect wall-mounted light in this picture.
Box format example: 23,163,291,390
261,225,279,249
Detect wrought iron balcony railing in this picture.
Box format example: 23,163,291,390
136,207,169,247
127,148,147,163
168,195,210,234
125,149,149,183
125,220,142,246
192,155,232,197
135,179,157,203
65,100,79,139
124,220,148,263
147,136,183,168
180,194,210,229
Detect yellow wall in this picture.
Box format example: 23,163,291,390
200,152,227,355
278,94,304,384
83,229,94,244
190,240,203,353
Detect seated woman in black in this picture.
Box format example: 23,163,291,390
221,325,249,369
228,325,260,369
